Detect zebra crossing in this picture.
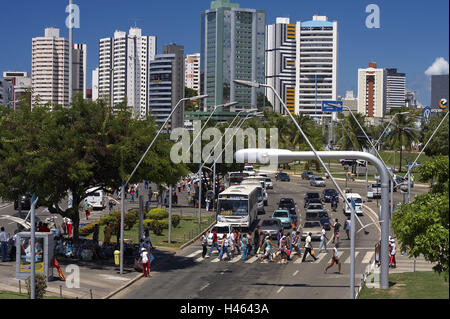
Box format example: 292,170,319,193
183,248,375,266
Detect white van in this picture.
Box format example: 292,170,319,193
343,193,363,216
85,187,106,210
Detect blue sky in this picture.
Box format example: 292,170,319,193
0,0,448,105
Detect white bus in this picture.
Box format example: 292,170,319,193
85,187,106,210
243,176,268,206
240,179,267,210
217,185,259,230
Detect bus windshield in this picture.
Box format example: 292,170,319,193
218,199,249,216
256,188,263,202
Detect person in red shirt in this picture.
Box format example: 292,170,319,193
206,231,220,257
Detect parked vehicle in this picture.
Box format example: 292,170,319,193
367,183,381,200
271,209,292,229
310,176,326,187
343,193,364,216
301,171,314,180
322,189,339,203
207,223,233,246
264,178,273,189
259,218,283,239
85,187,106,210
300,221,322,240
304,198,322,208
275,172,290,182
306,203,324,214
278,198,297,224
243,165,256,176
304,192,321,207
318,211,331,231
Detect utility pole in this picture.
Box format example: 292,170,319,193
68,0,73,106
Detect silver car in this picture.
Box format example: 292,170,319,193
310,176,326,187
301,221,322,240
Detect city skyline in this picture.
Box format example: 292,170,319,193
0,0,448,105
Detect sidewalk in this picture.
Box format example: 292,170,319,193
389,253,436,274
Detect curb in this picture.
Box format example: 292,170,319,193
179,219,217,250
103,272,144,299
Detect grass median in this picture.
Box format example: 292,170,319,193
358,271,449,299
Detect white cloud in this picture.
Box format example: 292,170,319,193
425,57,449,76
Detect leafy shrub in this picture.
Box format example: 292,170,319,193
143,219,155,227
26,274,47,299
124,210,139,230
99,210,121,226
146,208,168,220
151,220,163,236
79,221,100,236
159,219,169,229
172,215,181,228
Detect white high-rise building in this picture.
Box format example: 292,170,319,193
98,27,156,118
73,44,87,99
295,15,338,118
266,18,297,114
92,67,99,101
32,28,70,109
385,68,406,112
185,53,200,94
357,62,386,118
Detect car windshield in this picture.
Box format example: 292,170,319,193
273,211,288,218
319,211,329,218
304,222,321,228
280,173,288,177
354,198,363,204
265,178,271,182
280,199,294,205
212,227,229,234
308,205,323,210
371,184,381,188
218,200,248,216
306,213,319,219
306,193,320,199
324,189,336,195
262,220,279,227
315,177,324,181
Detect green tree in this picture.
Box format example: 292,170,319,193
335,113,369,151
0,95,187,241
184,87,199,112
421,113,449,156
385,110,418,173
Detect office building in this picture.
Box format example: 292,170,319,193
266,17,297,114
98,27,156,118
385,68,406,112
201,0,266,111
185,53,201,94
92,67,99,101
0,79,11,107
2,71,32,109
340,90,358,115
357,62,386,118
32,28,70,109
431,74,449,109
405,89,418,109
72,43,87,99
295,15,338,118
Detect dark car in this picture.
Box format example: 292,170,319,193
318,211,331,231
276,172,290,182
14,193,39,210
304,192,321,207
304,198,322,208
278,198,297,223
259,218,283,239
340,159,356,166
301,171,314,180
322,189,339,203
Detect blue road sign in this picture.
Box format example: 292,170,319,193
322,101,343,113
422,106,431,120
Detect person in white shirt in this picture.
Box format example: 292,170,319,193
0,227,10,262
301,232,318,262
324,244,341,274
201,232,208,258
318,226,329,254
140,248,150,277
344,217,351,240
389,239,397,268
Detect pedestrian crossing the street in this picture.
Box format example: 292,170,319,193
186,249,374,266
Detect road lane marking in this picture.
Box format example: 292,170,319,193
195,257,205,263
277,286,284,294
210,257,221,263
344,251,359,264
245,256,258,264
293,270,299,276
0,204,13,212
200,283,210,291
229,256,241,263
362,251,374,264
187,250,202,258
315,252,329,264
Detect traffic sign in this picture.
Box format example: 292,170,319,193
322,101,343,113
422,106,431,120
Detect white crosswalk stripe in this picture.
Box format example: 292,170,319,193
210,257,221,263
229,256,241,263
362,251,374,264
195,256,205,263
187,250,202,258
245,256,259,264
344,252,359,264
315,252,330,264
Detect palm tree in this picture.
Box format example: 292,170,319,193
335,113,369,151
385,112,418,173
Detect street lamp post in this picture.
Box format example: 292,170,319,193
119,94,207,274
234,80,389,297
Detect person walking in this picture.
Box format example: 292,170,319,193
302,232,318,262
233,229,241,255
140,248,150,278
389,238,397,268
253,226,260,256
278,234,289,264
292,231,302,258
109,198,114,212
344,217,351,240
0,227,10,262
229,230,236,258
260,236,274,263
130,186,135,202
201,232,208,258
218,234,231,261
206,230,220,257
205,197,211,212
9,230,18,261
241,233,248,261
324,244,341,274
332,219,341,244
318,226,329,254
83,199,91,220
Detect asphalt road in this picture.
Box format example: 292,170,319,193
115,173,428,299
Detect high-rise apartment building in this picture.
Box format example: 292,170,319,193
201,0,266,111
405,89,418,109
295,15,338,118
32,28,70,108
92,67,99,101
98,27,156,118
2,71,32,110
357,62,386,118
73,43,87,99
0,79,11,107
431,74,449,109
385,68,406,112
185,53,201,94
149,51,185,129
266,18,297,114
